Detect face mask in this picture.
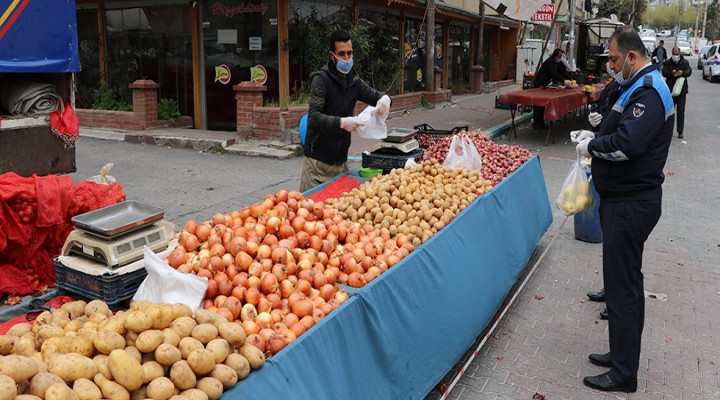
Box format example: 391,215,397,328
606,64,617,79
615,53,630,85
556,58,563,64
333,54,354,75
672,55,680,62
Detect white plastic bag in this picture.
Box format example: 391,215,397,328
556,159,593,216
133,247,208,311
88,163,116,185
671,77,685,97
404,158,418,168
442,134,483,174
355,105,387,139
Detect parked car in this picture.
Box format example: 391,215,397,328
659,30,672,37
676,41,693,56
675,30,688,39
698,45,712,69
702,44,720,82
640,28,656,37
642,37,657,54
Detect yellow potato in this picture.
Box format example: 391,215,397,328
190,324,218,345
124,331,139,348
0,355,39,382
28,372,65,398
0,336,16,355
146,377,176,400
107,349,144,391
169,360,196,391
129,300,151,311
171,304,193,320
36,325,65,345
6,323,32,337
209,364,237,389
196,377,223,400
146,304,174,330
72,378,102,400
49,353,97,383
141,361,165,384
192,310,225,328
162,328,181,347
93,331,125,355
169,317,196,339
179,389,208,400
93,373,129,400
92,355,111,380
16,396,44,400
84,301,111,318
238,344,265,370
177,337,204,359
169,396,193,400
224,353,250,380
63,320,82,333
0,375,17,400
45,382,78,400
12,335,37,356
98,316,126,336
154,343,182,366
217,323,245,347
186,349,215,375
135,330,164,353
205,339,230,364
123,346,142,363
124,311,153,333
61,301,87,320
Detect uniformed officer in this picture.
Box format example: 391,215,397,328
574,26,674,393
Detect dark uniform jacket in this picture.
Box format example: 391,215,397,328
662,55,692,96
533,56,569,88
651,47,668,63
304,61,383,165
588,64,675,202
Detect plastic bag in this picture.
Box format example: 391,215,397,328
442,133,483,173
133,247,208,311
556,159,593,216
355,105,387,140
671,77,685,97
404,158,418,168
88,163,116,185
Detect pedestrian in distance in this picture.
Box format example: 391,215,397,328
300,29,391,192
662,46,692,140
532,49,572,130
574,25,674,393
651,40,668,70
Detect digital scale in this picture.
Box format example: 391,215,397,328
371,127,419,154
61,201,174,268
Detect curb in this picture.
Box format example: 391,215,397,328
486,112,533,139
223,142,298,159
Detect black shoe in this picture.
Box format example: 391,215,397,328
583,373,637,393
678,133,684,139
587,288,605,302
588,352,612,368
599,308,608,320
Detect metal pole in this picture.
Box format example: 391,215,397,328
568,0,576,70
702,0,708,40
426,0,436,92
694,3,701,49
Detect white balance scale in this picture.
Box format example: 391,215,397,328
371,127,419,154
62,201,173,268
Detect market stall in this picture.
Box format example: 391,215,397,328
223,155,552,399
498,84,605,144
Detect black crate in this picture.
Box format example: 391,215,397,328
362,148,424,172
54,258,147,305
413,124,469,150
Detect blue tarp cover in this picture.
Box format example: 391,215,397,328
226,156,553,399
0,0,80,73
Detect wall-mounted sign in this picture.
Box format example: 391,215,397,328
214,64,231,84
217,29,237,44
250,65,267,85
530,4,554,23
249,36,262,51
269,18,278,26
211,2,269,17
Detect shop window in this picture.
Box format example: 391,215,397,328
357,8,401,95
404,18,427,93
76,8,100,109
449,25,470,91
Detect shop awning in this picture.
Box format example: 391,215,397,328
482,0,547,22
582,17,624,42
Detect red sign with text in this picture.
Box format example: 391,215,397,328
531,4,555,22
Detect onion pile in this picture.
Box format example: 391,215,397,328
421,131,533,185
167,190,412,356
326,160,493,246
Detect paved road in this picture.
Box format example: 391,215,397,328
443,55,720,399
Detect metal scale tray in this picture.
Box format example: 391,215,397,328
72,200,165,238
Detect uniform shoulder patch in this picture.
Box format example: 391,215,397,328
632,103,646,118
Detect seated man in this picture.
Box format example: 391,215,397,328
532,49,571,129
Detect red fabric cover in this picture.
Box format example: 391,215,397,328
307,175,363,203
0,172,126,296
50,100,80,146
0,295,74,334
498,84,605,121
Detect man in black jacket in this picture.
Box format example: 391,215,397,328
662,46,692,139
300,30,390,191
532,49,571,129
651,40,668,69
574,26,674,393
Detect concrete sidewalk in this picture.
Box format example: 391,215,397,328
80,84,531,160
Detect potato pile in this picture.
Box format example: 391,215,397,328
326,160,493,245
0,299,263,400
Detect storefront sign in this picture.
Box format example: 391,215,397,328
211,2,269,17
214,64,231,84
249,36,262,51
250,65,267,85
218,29,237,44
530,4,554,22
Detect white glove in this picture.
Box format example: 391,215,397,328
588,112,603,128
564,80,572,88
576,137,591,158
340,117,363,133
375,95,391,118
569,129,595,143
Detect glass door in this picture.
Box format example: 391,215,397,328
202,0,279,130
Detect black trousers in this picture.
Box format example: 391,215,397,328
533,106,546,129
673,94,686,135
600,198,662,386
